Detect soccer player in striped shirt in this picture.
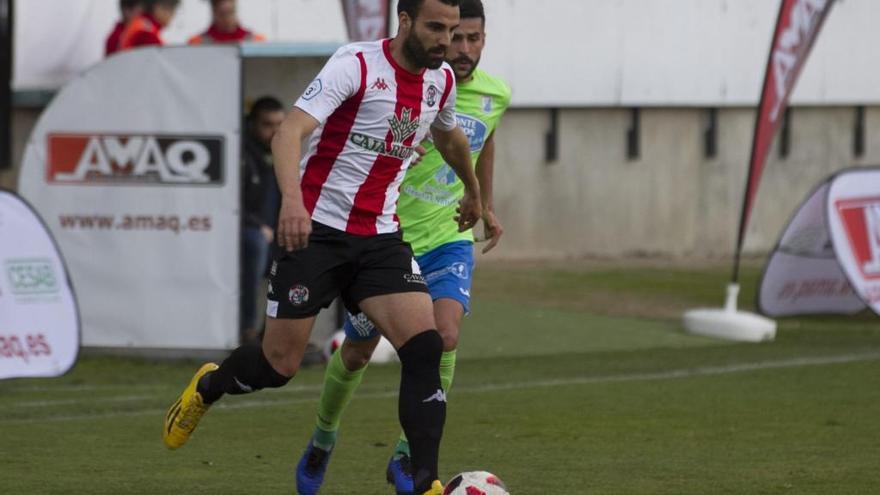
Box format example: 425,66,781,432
163,1,478,494
295,1,511,494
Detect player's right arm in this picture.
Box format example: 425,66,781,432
272,109,320,251
273,47,361,251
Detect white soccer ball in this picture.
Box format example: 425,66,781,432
322,330,398,364
443,471,510,495
370,334,398,364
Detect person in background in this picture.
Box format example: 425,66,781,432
105,0,143,56
118,0,180,51
188,0,266,45
240,96,284,344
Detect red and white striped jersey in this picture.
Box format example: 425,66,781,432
294,39,457,236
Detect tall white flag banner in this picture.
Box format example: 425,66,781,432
759,167,880,317
0,190,80,380
18,46,241,350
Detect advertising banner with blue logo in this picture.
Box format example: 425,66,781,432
759,167,880,317
17,46,241,350
0,190,80,380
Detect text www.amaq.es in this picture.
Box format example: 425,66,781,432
58,214,212,234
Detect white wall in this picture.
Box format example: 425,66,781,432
15,0,880,107
13,0,348,90
477,0,880,107
483,106,880,259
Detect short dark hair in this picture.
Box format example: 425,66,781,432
143,0,180,11
210,0,233,8
248,96,284,122
397,0,461,20
120,0,142,10
458,0,484,23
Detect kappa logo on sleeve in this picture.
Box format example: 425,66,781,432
47,134,224,186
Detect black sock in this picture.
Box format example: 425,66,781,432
397,330,445,493
197,344,291,404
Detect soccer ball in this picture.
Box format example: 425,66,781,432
443,471,510,495
322,330,347,361
322,330,398,364
371,335,398,363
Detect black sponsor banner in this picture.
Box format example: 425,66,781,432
46,134,225,186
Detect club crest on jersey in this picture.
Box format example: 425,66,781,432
426,85,439,107
288,284,310,306
481,95,493,113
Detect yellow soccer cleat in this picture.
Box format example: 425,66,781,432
422,480,444,495
163,362,218,450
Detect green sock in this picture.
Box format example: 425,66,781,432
394,349,457,457
439,349,457,393
313,348,367,450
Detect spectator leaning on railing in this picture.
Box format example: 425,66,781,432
189,0,266,45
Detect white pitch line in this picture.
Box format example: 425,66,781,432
7,395,156,409
1,352,879,426
1,381,328,394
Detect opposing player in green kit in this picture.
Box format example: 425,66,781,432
294,1,511,494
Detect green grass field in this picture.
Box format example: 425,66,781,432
2,261,879,494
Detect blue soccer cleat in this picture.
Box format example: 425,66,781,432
386,454,415,495
296,439,333,495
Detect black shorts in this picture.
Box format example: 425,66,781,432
266,222,429,319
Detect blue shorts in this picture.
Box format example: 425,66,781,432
344,240,474,341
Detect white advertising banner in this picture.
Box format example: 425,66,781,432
0,190,80,379
759,167,880,317
827,168,880,314
18,46,241,350
759,181,865,317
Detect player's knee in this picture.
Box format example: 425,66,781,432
340,339,374,370
397,330,443,373
262,345,299,380
435,324,459,352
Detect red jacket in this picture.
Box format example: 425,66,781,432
188,25,266,45
105,21,126,56
119,14,163,51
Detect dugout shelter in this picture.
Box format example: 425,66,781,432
17,43,340,354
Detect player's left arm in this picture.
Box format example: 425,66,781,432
432,125,482,232
475,130,503,254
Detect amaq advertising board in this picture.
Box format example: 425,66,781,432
17,46,241,350
0,190,80,380
759,167,880,317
